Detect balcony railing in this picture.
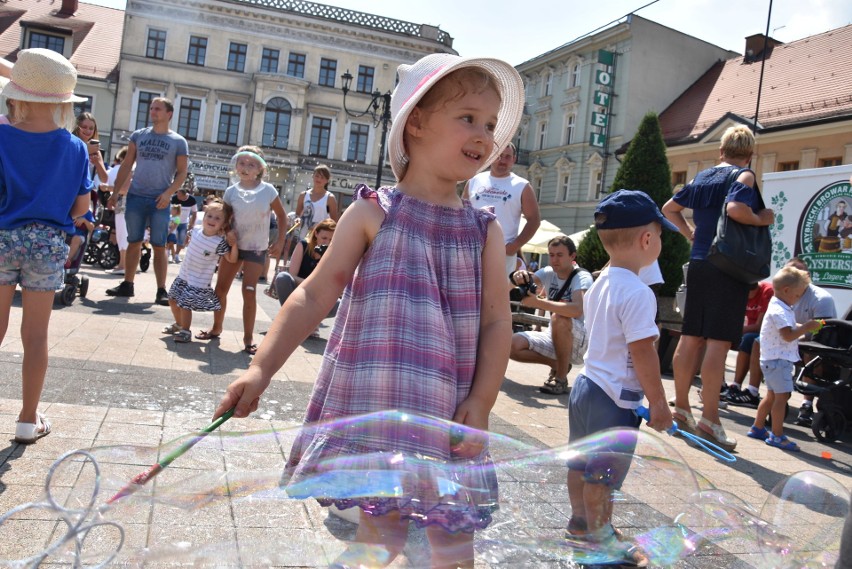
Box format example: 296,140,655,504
229,0,454,47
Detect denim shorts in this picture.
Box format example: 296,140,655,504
567,374,640,489
738,332,759,353
760,358,795,393
176,223,188,246
125,194,170,247
0,223,69,291
238,248,266,265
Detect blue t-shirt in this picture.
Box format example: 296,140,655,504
673,165,762,260
129,128,188,198
0,126,91,233
73,210,96,237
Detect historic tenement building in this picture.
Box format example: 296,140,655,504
112,0,455,206
514,15,736,235
660,26,852,185
0,0,124,149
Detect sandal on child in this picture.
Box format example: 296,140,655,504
174,329,192,343
747,425,770,440
697,418,737,452
244,344,258,355
766,434,800,451
15,413,51,444
672,407,697,435
540,375,571,395
565,523,648,567
162,322,181,335
194,330,221,340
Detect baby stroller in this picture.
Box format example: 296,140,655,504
794,319,852,442
56,232,90,306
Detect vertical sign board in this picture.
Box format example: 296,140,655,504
590,49,615,148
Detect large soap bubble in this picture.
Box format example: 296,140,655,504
0,411,845,567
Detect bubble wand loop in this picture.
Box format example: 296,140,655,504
637,406,736,463
105,408,235,506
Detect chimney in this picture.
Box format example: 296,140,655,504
57,0,78,16
743,34,783,62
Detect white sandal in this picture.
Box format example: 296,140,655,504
15,412,52,444
697,417,737,451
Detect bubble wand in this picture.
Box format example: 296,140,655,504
637,406,736,463
105,408,235,505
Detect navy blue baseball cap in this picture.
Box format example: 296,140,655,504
594,189,678,232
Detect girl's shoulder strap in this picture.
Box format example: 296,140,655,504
353,184,393,214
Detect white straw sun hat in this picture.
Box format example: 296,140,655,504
388,53,524,181
2,48,86,104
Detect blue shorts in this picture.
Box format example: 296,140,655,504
738,332,759,353
567,374,640,488
0,223,69,291
760,359,795,393
125,194,170,247
176,223,188,246
167,233,177,244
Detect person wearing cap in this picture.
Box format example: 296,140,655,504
0,49,93,443
662,125,774,452
214,53,524,566
464,142,541,278
509,235,593,395
170,173,199,264
106,97,189,306
564,190,674,562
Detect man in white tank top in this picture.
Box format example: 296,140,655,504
464,143,541,278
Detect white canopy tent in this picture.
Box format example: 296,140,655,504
518,217,564,255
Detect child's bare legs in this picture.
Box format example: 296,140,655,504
169,299,193,331
568,469,614,536
239,260,263,349
333,510,407,567
753,390,775,429
208,257,241,337
426,525,474,568
66,235,84,265
18,289,54,425
769,390,790,437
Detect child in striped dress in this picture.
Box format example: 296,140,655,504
214,53,524,567
164,199,237,342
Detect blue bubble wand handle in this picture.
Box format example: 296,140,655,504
636,406,736,463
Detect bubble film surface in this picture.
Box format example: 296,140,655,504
0,411,846,567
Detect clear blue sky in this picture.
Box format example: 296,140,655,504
87,0,852,65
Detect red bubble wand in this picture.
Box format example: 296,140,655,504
106,408,235,505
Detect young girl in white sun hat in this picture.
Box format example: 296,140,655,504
0,49,92,444
214,53,524,567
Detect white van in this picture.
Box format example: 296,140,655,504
763,164,852,319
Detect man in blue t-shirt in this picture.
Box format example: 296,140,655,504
106,97,188,305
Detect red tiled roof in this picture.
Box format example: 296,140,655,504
0,0,124,81
659,24,852,144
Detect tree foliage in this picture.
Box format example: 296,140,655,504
577,112,690,296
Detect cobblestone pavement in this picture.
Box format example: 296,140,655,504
0,262,848,567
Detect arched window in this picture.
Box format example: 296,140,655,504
262,97,291,149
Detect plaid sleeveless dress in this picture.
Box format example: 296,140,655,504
285,185,499,532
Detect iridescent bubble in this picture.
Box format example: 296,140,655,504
757,471,849,568
0,411,846,568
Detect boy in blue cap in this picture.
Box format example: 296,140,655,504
565,190,676,564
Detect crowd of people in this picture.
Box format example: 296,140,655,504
1,48,849,568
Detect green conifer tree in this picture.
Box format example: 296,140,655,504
577,112,690,296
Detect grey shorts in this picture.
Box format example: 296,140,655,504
760,358,795,394
238,249,267,265
517,318,587,365
567,374,640,488
0,223,69,291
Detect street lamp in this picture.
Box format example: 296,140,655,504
341,70,392,189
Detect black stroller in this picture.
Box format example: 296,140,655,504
56,232,90,306
794,319,852,442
